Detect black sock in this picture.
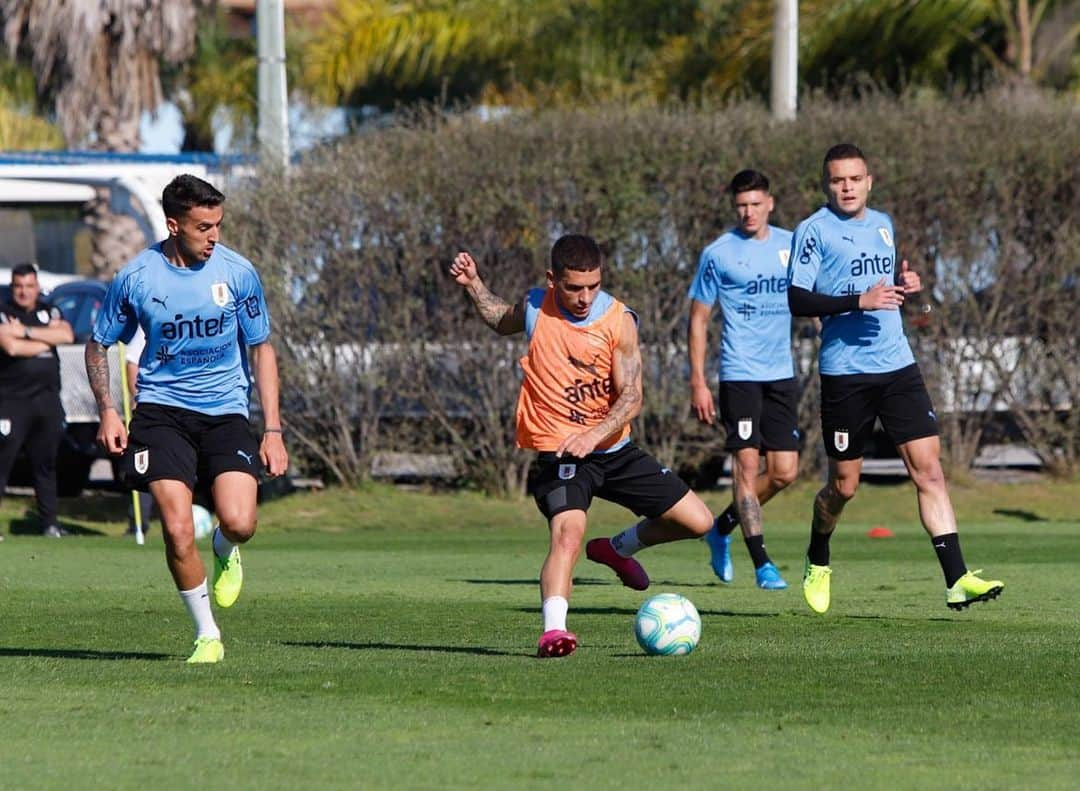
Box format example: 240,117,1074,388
744,534,771,569
714,504,739,536
932,532,967,588
807,530,832,566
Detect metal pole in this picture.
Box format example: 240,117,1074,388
771,0,798,121
257,0,290,169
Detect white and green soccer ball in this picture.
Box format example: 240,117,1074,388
192,504,215,540
634,593,701,656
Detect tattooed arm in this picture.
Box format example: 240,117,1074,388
85,341,128,454
556,311,643,458
448,251,525,335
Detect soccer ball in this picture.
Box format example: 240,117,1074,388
634,593,702,656
192,504,214,540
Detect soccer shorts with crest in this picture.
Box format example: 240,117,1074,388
121,402,262,492
532,443,690,521
820,363,939,460
718,378,800,453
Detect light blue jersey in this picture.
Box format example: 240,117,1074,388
789,206,915,375
92,242,271,417
688,226,794,382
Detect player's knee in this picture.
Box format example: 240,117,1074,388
909,462,946,494
679,497,714,537
217,510,257,543
549,515,586,555
770,466,797,490
831,475,859,502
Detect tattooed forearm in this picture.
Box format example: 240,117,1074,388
812,486,846,535
591,347,643,440
85,341,116,414
466,279,514,332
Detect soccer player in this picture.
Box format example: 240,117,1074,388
687,170,798,590
787,143,1003,613
449,236,714,658
85,175,288,663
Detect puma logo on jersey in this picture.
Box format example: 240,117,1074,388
842,235,854,244
151,296,168,309
567,353,600,376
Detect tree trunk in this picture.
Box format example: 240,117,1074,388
83,187,147,279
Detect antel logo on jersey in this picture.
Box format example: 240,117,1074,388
745,273,790,295
161,313,226,340
798,236,817,265
850,253,893,277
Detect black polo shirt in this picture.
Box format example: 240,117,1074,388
0,299,64,398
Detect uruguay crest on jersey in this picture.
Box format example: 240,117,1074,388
211,282,230,307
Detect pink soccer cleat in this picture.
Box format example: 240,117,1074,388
585,538,650,591
537,629,578,658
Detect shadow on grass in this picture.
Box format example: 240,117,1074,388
840,614,956,623
512,606,778,619
7,514,107,537
458,577,608,586
282,640,526,657
992,508,1047,522
0,646,171,661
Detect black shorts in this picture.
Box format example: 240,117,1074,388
820,363,939,460
718,378,800,452
532,443,691,521
121,402,262,492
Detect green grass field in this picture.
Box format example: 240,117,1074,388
1,479,1078,789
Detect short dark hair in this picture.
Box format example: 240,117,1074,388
550,234,602,277
162,174,225,219
823,143,868,173
11,262,38,279
729,169,770,196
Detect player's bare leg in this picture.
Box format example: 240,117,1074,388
209,471,256,609
153,479,203,589
897,436,1003,608
587,491,712,591
896,436,956,538
636,490,714,545
152,479,222,659
708,448,797,584
537,509,586,657
802,457,859,613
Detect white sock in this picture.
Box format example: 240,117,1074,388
178,580,220,640
541,596,569,632
611,522,646,557
212,526,234,559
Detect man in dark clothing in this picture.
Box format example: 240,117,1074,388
0,263,74,537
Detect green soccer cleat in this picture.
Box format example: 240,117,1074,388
803,558,832,614
212,543,243,608
186,636,224,664
946,570,1004,610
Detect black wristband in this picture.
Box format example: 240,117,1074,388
264,427,283,434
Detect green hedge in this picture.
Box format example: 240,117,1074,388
231,91,1080,491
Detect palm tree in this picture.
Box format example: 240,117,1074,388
1,0,199,151
1,0,200,277
302,0,699,108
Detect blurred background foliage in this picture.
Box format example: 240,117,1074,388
229,93,1079,492
1,1,1076,151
